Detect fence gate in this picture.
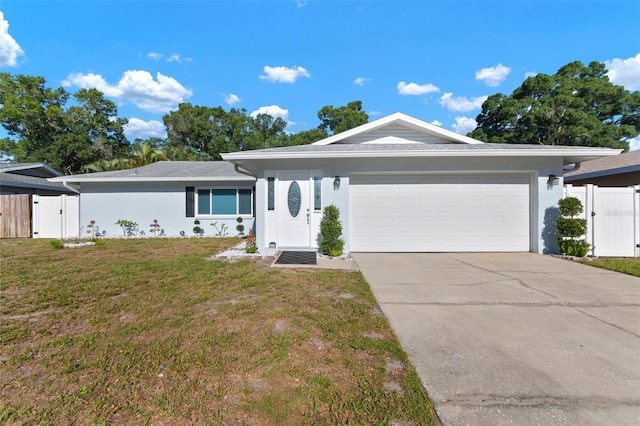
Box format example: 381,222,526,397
564,184,640,257
32,194,80,239
0,194,31,238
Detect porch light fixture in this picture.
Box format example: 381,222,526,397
547,174,560,187
333,176,341,190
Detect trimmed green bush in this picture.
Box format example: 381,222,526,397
319,205,344,257
557,197,590,256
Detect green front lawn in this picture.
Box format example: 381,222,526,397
0,238,436,425
582,256,640,277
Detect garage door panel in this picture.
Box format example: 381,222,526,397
350,174,530,252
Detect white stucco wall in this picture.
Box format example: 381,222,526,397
250,156,565,254
78,181,255,238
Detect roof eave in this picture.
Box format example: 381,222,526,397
223,148,622,162
49,176,255,183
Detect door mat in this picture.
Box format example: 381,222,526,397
275,251,317,265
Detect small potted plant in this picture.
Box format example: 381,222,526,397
193,219,202,236
236,216,245,236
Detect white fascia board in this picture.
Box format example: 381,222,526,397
312,112,483,146
49,176,255,183
223,148,622,162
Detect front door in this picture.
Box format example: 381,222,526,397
278,171,311,247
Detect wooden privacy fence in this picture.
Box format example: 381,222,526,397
564,184,640,257
0,194,31,238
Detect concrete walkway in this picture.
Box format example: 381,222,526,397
352,253,640,426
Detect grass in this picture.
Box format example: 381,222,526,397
0,238,437,425
581,256,640,277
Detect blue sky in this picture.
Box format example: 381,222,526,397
1,0,639,149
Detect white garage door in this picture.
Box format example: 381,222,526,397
349,174,530,252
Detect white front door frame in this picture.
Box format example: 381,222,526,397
277,171,312,248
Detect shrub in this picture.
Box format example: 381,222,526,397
193,219,202,236
115,219,138,237
557,197,590,256
236,216,245,235
49,240,64,249
319,205,344,257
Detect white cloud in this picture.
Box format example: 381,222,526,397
147,52,163,61
605,53,640,91
452,116,477,135
250,105,290,122
429,120,442,127
475,63,511,87
167,54,181,63
439,92,487,112
259,65,310,83
524,71,538,79
354,77,372,86
297,1,308,7
221,93,241,105
627,137,640,152
0,12,25,67
368,110,383,116
397,81,440,95
123,118,166,140
62,70,192,113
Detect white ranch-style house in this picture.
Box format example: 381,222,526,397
52,113,621,253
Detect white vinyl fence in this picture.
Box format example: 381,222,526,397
32,194,80,239
563,185,640,257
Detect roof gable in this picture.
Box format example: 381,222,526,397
312,112,483,146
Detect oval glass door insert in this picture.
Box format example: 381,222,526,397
288,181,301,217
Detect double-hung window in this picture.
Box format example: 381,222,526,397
197,188,252,216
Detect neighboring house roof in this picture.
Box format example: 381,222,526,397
50,161,255,183
564,150,640,181
223,113,622,165
0,162,63,178
0,162,73,193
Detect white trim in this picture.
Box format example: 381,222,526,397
312,112,484,146
223,147,621,163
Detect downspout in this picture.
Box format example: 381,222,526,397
234,164,256,178
562,162,581,173
62,181,81,194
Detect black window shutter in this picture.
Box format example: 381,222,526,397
186,187,195,217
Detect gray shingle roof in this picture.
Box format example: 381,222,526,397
51,161,255,182
0,172,73,192
564,150,640,178
250,143,610,153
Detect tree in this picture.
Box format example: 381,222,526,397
244,113,288,150
281,128,328,146
0,74,129,173
317,100,369,135
469,61,639,150
163,104,255,160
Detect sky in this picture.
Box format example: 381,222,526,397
1,0,639,150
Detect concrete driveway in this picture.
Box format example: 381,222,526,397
352,253,640,426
